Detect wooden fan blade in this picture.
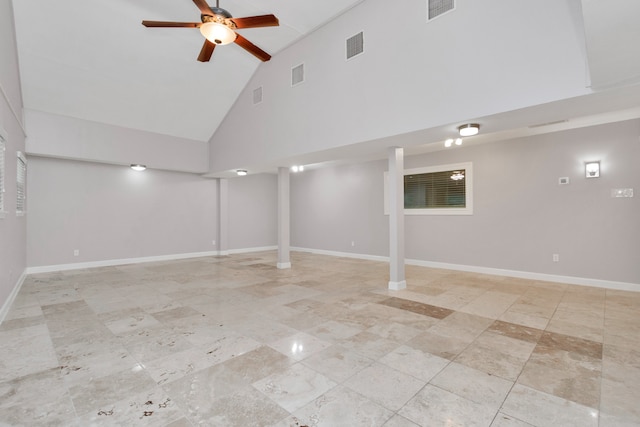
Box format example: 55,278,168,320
230,14,279,29
234,33,271,62
192,0,214,16
142,20,200,28
198,40,216,62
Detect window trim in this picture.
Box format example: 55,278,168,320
16,150,26,217
384,161,473,215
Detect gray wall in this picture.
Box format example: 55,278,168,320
291,120,640,285
25,110,209,174
0,0,27,312
227,173,278,250
291,161,388,256
26,157,218,267
210,0,589,173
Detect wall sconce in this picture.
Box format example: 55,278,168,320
585,161,600,178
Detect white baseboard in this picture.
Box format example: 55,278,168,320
25,246,281,275
0,270,27,325
25,251,221,274
291,246,389,263
226,246,278,255
291,247,640,292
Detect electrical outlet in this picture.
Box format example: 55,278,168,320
351,241,355,247
74,249,80,256
553,254,559,262
212,240,216,246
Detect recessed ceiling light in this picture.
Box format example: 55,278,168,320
458,123,480,137
130,164,146,171
236,169,248,176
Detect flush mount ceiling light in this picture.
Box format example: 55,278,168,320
236,169,248,176
458,123,480,137
585,161,600,178
130,164,146,171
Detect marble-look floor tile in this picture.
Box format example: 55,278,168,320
269,331,332,361
406,330,473,361
0,368,77,426
253,363,337,413
281,385,393,427
454,331,536,381
304,319,364,342
338,331,400,360
161,362,248,415
222,345,294,383
490,413,535,427
399,384,497,427
343,363,426,412
69,365,157,416
1,252,639,426
500,384,598,427
301,344,374,383
76,386,183,426
366,321,423,344
382,414,421,427
518,347,601,408
379,345,449,382
0,324,59,382
430,362,513,411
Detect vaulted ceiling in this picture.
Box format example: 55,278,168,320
12,0,365,142
11,0,640,171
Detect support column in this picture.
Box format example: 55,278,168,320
217,178,229,256
277,167,291,269
388,147,406,290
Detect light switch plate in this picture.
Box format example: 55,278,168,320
611,188,634,198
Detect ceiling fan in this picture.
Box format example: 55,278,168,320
142,0,279,62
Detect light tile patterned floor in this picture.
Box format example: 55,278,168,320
1,251,639,426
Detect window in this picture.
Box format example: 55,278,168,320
385,162,473,215
0,128,5,219
16,151,26,216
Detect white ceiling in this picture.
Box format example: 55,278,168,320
12,0,365,142
11,0,640,171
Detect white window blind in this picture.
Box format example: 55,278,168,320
384,162,473,215
16,151,26,216
405,169,466,209
0,132,5,218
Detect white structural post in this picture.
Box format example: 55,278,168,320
388,147,407,290
217,178,229,256
277,167,291,269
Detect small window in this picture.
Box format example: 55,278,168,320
385,162,473,215
0,128,5,219
16,151,26,216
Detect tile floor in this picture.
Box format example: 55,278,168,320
0,251,639,426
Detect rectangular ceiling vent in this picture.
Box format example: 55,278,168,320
252,86,263,105
427,0,455,21
346,32,364,60
291,63,305,87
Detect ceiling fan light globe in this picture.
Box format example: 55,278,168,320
200,22,236,45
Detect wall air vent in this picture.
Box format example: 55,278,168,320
346,31,364,60
427,0,455,21
253,86,263,105
291,63,305,87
